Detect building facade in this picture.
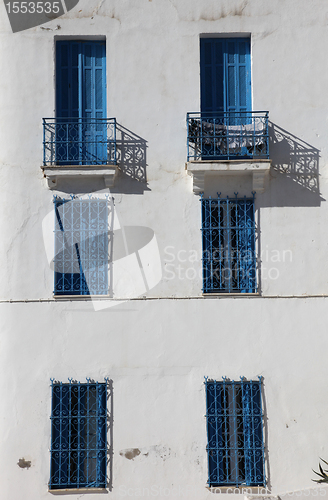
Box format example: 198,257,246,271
1,0,328,499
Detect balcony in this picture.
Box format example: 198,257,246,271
41,118,117,188
186,112,271,194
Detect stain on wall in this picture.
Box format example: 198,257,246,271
17,458,31,469
119,448,141,460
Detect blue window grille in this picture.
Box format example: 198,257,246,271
201,195,257,293
49,379,108,490
54,196,109,296
205,378,265,487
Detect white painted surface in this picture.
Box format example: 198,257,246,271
1,0,328,498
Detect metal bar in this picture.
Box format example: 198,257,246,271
258,378,266,486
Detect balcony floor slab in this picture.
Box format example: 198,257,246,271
186,159,271,194
41,165,117,189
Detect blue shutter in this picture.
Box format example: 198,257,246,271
200,38,251,116
56,41,81,164
200,39,225,114
81,42,107,164
242,381,264,486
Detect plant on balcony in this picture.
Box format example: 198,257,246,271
313,458,328,483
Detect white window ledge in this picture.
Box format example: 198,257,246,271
49,488,107,494
41,165,117,189
186,159,271,194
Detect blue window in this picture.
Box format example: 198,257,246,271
49,380,107,490
55,40,108,165
54,197,109,296
201,196,256,293
205,378,265,487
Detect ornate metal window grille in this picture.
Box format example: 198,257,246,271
49,380,108,490
201,195,257,293
54,196,110,296
205,378,265,487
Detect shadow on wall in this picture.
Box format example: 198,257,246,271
112,123,150,194
262,122,325,207
49,123,149,195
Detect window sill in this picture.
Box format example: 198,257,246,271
186,159,271,194
53,295,111,300
41,164,117,189
49,488,107,494
202,292,260,297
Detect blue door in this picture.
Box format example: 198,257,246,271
200,38,251,158
56,41,107,165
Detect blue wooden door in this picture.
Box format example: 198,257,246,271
200,38,251,116
56,41,107,165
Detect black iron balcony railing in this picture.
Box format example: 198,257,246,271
187,111,269,161
43,118,117,166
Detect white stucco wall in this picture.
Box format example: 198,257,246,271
1,0,328,498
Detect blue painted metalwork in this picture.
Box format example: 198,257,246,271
43,117,117,166
201,194,256,293
205,377,265,487
54,196,109,296
49,379,108,490
187,111,269,161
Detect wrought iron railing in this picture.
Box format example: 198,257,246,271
43,118,117,166
187,111,269,161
